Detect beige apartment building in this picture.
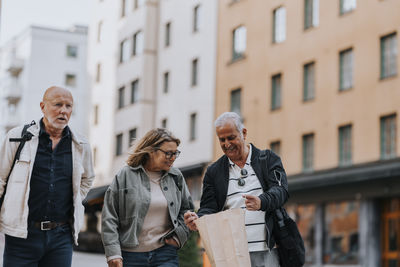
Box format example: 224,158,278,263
215,0,399,266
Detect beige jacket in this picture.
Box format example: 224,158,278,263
0,120,95,244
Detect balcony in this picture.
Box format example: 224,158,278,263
3,78,22,104
3,107,20,131
7,57,24,76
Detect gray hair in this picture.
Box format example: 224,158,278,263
214,112,244,133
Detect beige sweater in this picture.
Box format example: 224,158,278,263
123,171,173,252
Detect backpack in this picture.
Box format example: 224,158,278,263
259,149,305,267
0,121,35,210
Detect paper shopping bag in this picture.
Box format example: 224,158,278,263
195,208,251,267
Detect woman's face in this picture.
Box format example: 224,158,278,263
147,141,179,172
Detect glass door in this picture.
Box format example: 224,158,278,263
382,198,400,267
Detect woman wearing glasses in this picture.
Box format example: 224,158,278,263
101,128,194,267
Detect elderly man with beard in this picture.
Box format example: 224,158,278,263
0,86,95,267
184,112,289,267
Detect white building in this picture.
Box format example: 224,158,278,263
0,25,89,138
88,0,218,201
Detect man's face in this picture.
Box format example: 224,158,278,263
216,122,247,161
40,88,73,131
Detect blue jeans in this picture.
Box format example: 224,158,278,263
121,244,179,267
3,224,73,267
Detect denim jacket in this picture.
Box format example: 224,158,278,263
101,165,194,257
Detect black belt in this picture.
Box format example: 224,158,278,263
32,221,68,231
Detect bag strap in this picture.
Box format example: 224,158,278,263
2,121,35,201
259,149,288,225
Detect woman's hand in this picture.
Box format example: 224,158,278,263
165,237,179,248
184,211,198,231
108,258,123,267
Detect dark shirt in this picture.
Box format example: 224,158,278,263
28,119,73,223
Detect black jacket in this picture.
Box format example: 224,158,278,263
197,144,289,249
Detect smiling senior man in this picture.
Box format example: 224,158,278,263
0,86,95,267
184,112,289,267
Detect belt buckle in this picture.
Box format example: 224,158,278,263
40,221,51,231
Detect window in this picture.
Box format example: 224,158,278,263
303,62,315,101
65,74,76,87
97,21,103,43
381,33,397,79
232,26,246,60
270,141,281,156
190,113,197,141
273,7,286,43
340,0,356,14
129,128,137,147
193,5,201,32
161,119,167,129
163,72,169,93
121,0,131,17
96,63,101,83
66,45,78,58
271,74,282,110
191,58,198,86
165,22,171,47
230,88,241,115
302,133,314,172
133,31,143,56
381,114,397,159
94,105,99,125
116,134,123,156
131,79,139,104
304,0,319,29
339,125,352,166
120,39,131,63
118,86,125,109
324,201,360,264
134,0,145,9
339,48,353,90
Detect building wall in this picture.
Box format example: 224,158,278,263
88,0,218,186
156,0,217,169
87,0,119,186
214,0,400,175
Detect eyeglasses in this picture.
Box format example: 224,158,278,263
237,169,248,186
157,148,181,159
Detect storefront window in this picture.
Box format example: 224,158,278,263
323,200,359,264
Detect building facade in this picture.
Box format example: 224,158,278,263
0,25,89,138
215,0,400,266
88,0,218,201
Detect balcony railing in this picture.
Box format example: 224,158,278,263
7,57,24,76
3,78,22,104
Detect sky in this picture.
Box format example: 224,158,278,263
0,0,91,44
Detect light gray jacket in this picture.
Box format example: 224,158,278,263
0,120,95,245
101,165,194,257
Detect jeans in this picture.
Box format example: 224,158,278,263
250,248,280,267
3,224,73,267
121,244,179,267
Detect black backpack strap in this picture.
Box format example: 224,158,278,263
9,121,35,161
259,149,269,189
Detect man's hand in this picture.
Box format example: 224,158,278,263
108,258,122,267
243,195,261,211
184,211,199,231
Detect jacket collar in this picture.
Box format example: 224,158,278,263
129,164,181,176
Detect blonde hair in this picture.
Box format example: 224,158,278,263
126,128,180,167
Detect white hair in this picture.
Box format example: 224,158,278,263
214,112,244,133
